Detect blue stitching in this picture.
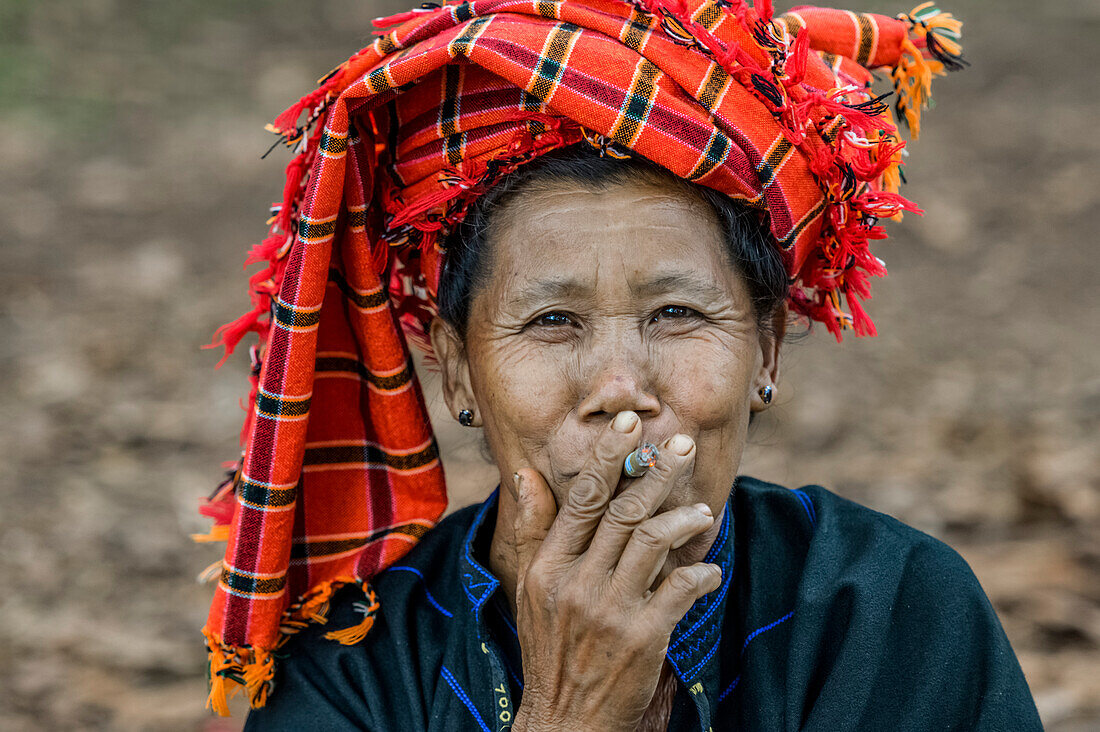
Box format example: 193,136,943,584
703,507,730,563
683,629,723,680
718,610,795,702
670,508,733,650
670,563,732,650
719,674,741,701
460,491,501,617
385,566,453,618
792,489,816,526
440,665,491,732
741,610,793,652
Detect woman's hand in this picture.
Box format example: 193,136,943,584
510,411,722,732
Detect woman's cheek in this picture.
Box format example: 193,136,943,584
476,343,572,458
656,336,755,429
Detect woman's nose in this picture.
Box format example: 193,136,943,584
576,355,661,422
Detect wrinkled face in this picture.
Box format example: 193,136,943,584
433,177,780,519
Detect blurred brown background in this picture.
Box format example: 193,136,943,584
1,0,1097,729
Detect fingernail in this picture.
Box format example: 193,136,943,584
668,434,694,456
612,411,639,433
694,502,712,518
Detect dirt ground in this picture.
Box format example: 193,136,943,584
1,0,1097,729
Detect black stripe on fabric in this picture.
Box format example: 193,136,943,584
221,568,286,595
756,137,794,188
238,477,297,508
535,0,558,19
453,1,473,23
687,130,730,181
298,218,336,240
621,8,651,51
302,440,440,470
289,522,432,561
698,62,730,111
367,65,392,94
319,130,348,154
440,66,465,166
612,59,660,147
693,2,723,31
329,268,387,310
530,23,581,101
777,198,826,251
346,207,367,229
273,299,321,329
315,356,413,391
256,391,311,418
821,116,844,144
855,13,875,66
449,14,491,57
376,33,397,56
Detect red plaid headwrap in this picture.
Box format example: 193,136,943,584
198,0,963,714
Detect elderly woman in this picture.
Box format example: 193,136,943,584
199,1,1040,729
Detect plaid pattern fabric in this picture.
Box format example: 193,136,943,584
201,0,963,714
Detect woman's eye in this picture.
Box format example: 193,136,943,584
651,305,699,322
531,311,576,328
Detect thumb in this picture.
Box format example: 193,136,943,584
512,468,557,581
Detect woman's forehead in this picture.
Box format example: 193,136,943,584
487,180,733,294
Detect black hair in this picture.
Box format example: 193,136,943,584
436,145,788,339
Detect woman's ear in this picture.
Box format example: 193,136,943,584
751,306,786,412
429,317,478,424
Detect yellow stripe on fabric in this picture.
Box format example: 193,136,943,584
528,23,582,103
302,439,440,471
319,128,348,156
346,205,367,230
620,7,653,51
687,128,730,181
697,62,731,112
366,62,396,94
756,133,795,188
534,0,559,19
374,32,398,57
855,13,876,67
289,523,433,562
777,197,827,251
448,14,492,57
692,1,723,31
297,216,337,242
220,567,287,596
439,65,466,166
610,58,661,148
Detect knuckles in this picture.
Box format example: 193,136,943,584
631,517,672,550
606,491,651,526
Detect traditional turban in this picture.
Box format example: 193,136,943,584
197,0,964,714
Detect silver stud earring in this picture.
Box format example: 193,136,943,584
458,409,475,427
759,385,774,405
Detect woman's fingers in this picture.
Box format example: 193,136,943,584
611,503,714,596
537,411,641,560
512,469,559,584
583,434,696,571
647,563,723,631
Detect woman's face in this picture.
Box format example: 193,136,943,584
433,176,781,521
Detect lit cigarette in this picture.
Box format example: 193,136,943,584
623,443,660,478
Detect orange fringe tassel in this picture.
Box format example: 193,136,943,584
325,585,381,645
892,3,964,138
203,578,379,716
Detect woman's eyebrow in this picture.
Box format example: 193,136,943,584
508,277,592,306
629,272,726,300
